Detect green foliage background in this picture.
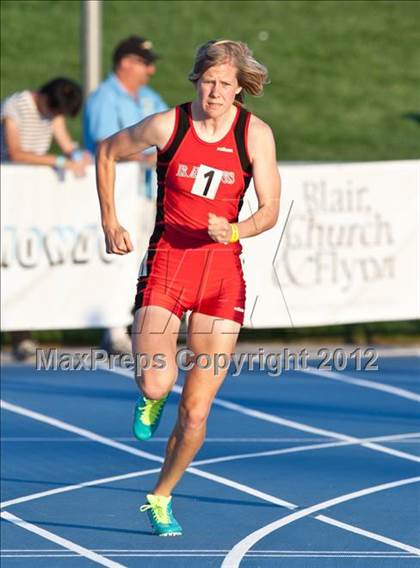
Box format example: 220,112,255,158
2,0,420,160
1,0,419,342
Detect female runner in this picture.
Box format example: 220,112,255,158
96,39,281,536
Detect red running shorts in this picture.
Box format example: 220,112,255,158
134,240,246,325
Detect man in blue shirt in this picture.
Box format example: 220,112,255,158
84,36,167,155
85,36,167,355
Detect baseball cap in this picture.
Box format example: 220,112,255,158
113,36,159,66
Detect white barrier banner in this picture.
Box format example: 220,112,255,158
2,160,419,330
1,163,148,331
240,160,420,327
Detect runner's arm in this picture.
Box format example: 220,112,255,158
95,109,174,254
236,117,281,238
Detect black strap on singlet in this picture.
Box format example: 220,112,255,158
233,106,252,175
158,103,190,164
234,106,253,218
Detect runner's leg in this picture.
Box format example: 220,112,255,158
152,312,240,496
132,305,181,399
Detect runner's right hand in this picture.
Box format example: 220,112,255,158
102,224,134,255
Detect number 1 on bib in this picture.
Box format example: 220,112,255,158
191,165,223,200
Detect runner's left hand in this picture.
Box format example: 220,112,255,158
208,213,231,244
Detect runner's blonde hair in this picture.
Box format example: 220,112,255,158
188,40,269,104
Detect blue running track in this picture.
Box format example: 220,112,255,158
1,350,419,567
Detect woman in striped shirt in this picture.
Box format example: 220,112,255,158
1,77,92,362
1,77,90,175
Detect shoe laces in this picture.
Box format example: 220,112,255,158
141,396,167,425
140,495,170,524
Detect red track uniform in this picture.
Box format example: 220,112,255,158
134,103,253,324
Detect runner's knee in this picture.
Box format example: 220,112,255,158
179,401,209,431
137,365,177,400
140,383,169,401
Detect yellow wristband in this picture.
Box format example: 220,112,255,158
229,223,240,243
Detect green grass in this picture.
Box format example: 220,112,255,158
2,0,419,160
1,0,419,341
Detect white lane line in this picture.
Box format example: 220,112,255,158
302,367,420,403
0,398,295,511
112,366,351,440
0,399,164,465
111,366,420,464
186,466,296,509
2,399,417,557
194,440,353,466
360,441,420,463
1,467,161,509
192,393,420,463
177,388,420,463
0,511,125,568
0,552,418,560
4,432,417,510
317,514,420,556
380,440,420,444
221,476,420,568
193,431,420,467
3,436,420,443
0,548,411,553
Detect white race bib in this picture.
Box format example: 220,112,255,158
191,165,223,200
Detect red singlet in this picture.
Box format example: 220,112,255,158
134,102,253,324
